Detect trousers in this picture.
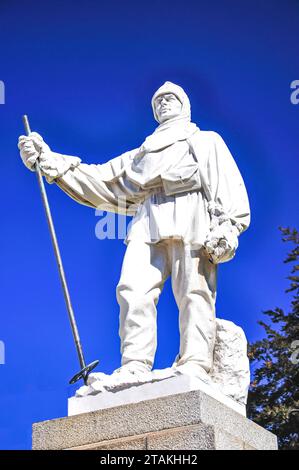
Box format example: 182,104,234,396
116,239,217,372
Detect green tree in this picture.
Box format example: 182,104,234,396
247,227,299,450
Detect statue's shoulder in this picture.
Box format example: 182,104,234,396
192,130,223,143
192,131,229,157
189,130,224,154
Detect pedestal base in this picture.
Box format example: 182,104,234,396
32,389,277,450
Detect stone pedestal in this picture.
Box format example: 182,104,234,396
32,389,277,450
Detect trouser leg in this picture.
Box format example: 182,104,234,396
116,240,170,369
170,241,217,373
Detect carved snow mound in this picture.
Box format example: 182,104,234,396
211,319,250,405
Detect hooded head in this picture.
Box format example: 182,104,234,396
135,81,198,155
151,81,191,124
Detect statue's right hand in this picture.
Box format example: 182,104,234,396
18,132,51,171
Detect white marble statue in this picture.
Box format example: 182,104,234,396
18,82,251,401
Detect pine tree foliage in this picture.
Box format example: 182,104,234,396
247,227,299,450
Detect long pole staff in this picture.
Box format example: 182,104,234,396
22,115,99,385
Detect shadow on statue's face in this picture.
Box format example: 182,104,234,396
154,93,182,123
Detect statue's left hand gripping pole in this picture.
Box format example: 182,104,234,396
22,115,99,385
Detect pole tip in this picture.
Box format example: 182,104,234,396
22,115,31,135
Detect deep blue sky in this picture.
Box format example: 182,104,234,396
0,0,298,449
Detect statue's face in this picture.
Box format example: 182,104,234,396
154,93,182,123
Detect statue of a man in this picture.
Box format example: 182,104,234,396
18,82,250,386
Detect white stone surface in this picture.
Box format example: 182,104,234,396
68,372,246,417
